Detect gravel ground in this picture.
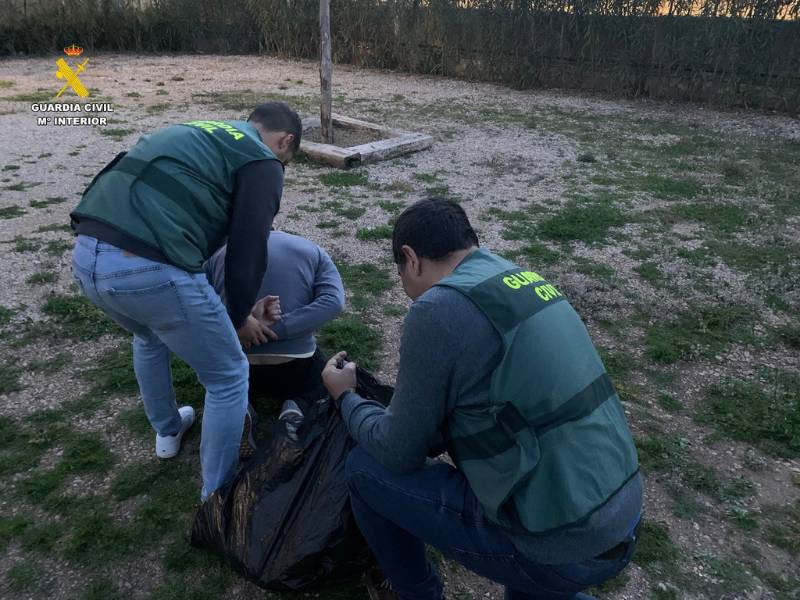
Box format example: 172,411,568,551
1,52,798,600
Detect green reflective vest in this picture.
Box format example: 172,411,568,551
436,249,639,534
71,120,280,272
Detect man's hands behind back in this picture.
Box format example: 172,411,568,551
237,296,282,349
252,295,281,325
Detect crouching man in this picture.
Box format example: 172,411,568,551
205,229,345,404
322,198,642,600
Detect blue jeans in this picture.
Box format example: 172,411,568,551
72,235,249,499
345,446,635,600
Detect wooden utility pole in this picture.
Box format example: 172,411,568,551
319,0,333,144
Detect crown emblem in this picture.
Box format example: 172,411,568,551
64,44,83,57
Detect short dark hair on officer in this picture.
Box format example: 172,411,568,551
392,197,479,267
248,101,303,153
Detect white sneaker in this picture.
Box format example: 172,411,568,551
155,405,195,459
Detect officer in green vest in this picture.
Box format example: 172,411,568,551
322,198,642,599
70,102,301,500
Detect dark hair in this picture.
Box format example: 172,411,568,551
248,101,302,153
392,197,479,266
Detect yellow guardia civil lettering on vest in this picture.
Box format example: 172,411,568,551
184,120,246,140
502,271,562,301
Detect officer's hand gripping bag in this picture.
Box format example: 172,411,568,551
190,367,393,590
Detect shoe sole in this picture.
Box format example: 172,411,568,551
239,411,257,460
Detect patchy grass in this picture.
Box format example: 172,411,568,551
587,572,629,596
4,90,53,102
0,205,26,219
4,180,41,191
6,562,43,593
13,235,40,252
628,174,704,199
378,199,406,213
75,578,123,600
634,261,664,286
99,128,135,139
538,202,627,243
711,240,799,278
753,568,800,598
19,519,65,554
320,171,369,187
337,261,393,310
668,485,704,519
154,539,235,599
573,258,615,278
116,358,199,435
37,223,72,233
413,172,439,183
382,304,407,317
29,196,67,209
763,501,800,556
356,224,393,241
514,242,561,267
657,393,683,413
26,271,58,285
777,322,800,349
42,294,121,340
672,202,752,235
0,305,14,327
0,363,22,394
337,262,394,296
727,507,760,531
146,102,171,114
656,135,721,158
383,182,412,195
700,556,756,595
636,433,685,472
644,305,754,363
318,314,382,370
329,204,367,219
316,219,341,229
485,207,539,242
0,515,31,550
61,434,115,474
61,499,138,565
44,239,72,256
19,468,68,504
633,520,681,570
696,369,800,457
637,428,755,504
27,351,73,374
425,184,450,196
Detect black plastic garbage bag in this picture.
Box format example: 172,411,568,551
191,367,393,591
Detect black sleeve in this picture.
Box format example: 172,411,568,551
224,159,283,329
